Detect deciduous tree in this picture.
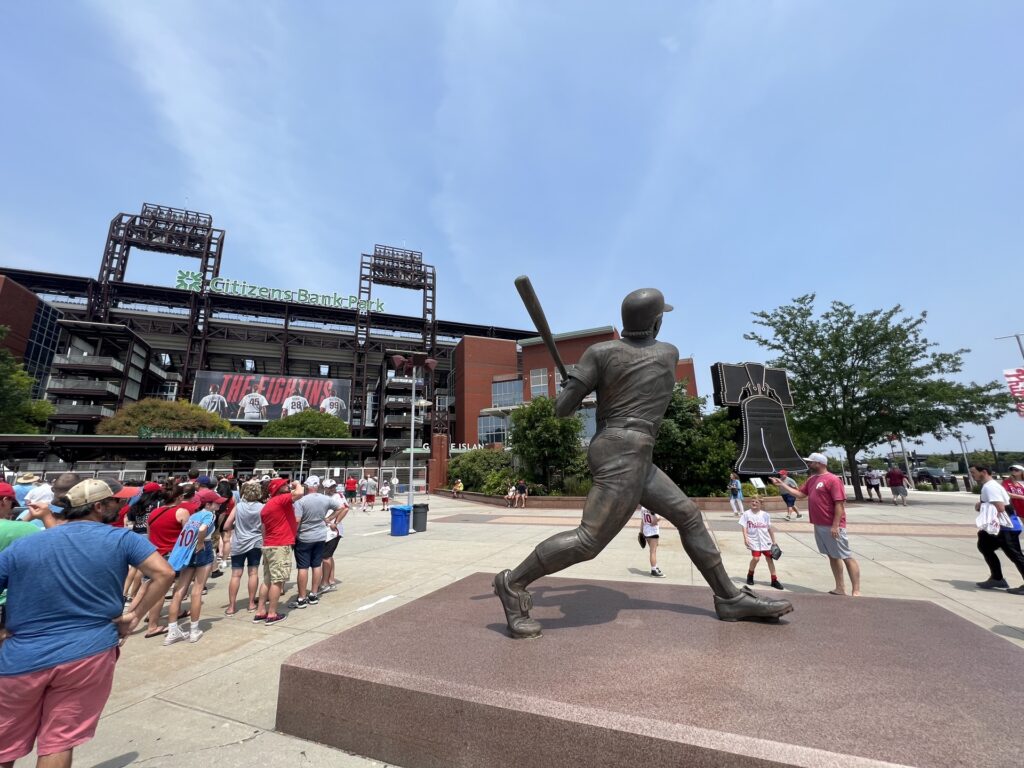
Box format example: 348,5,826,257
259,409,351,438
507,396,584,489
97,398,246,435
745,295,1010,500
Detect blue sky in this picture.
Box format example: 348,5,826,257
1,2,1021,459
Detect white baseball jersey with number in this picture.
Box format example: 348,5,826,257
282,395,310,417
320,396,346,416
638,506,659,537
240,393,269,419
198,393,228,414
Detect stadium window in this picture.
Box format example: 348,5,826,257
477,415,508,444
530,368,548,399
243,358,256,372
491,379,523,408
319,364,330,377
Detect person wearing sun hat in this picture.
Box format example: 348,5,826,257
12,473,42,507
0,478,174,766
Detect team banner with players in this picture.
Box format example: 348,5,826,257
1004,368,1024,418
191,371,351,423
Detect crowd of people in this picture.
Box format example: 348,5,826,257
0,467,401,766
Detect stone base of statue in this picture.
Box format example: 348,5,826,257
276,573,1022,768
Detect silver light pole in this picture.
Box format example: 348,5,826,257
408,370,417,509
299,440,308,480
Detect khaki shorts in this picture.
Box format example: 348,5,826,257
262,545,293,584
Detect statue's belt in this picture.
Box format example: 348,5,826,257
597,417,658,438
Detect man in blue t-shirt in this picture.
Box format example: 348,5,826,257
0,478,175,766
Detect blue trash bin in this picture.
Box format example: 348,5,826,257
390,505,411,536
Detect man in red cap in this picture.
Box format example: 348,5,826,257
255,479,303,625
0,478,174,767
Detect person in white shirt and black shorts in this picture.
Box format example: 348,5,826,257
638,505,665,577
739,498,783,589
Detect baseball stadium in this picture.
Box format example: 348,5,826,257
0,203,695,485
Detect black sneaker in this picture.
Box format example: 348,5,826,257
771,580,784,590
977,579,1010,590
1006,585,1024,595
650,567,665,578
746,574,754,586
288,598,308,609
210,570,223,579
307,593,320,605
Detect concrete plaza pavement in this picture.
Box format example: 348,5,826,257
55,489,1024,768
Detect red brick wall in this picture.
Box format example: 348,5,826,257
0,276,39,359
676,358,698,396
453,336,518,444
521,329,619,400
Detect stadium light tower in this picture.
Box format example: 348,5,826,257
391,353,437,509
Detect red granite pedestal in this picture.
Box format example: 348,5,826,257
276,574,1024,768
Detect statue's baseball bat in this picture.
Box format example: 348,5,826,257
514,275,569,382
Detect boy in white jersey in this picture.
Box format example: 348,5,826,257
637,505,665,577
739,498,783,589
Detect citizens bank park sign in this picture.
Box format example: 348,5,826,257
175,270,385,312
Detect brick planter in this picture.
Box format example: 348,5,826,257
435,489,790,512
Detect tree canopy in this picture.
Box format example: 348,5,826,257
507,396,583,489
96,398,246,435
745,295,1011,498
652,385,739,497
0,327,54,433
259,410,351,438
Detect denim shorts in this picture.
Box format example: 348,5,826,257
188,543,215,569
230,548,262,570
294,539,325,569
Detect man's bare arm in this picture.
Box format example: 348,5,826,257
114,552,175,644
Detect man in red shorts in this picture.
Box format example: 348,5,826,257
0,478,174,767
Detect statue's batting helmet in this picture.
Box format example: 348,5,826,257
621,288,673,336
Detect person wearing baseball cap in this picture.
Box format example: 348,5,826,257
772,453,861,596
161,487,227,646
254,478,303,625
0,479,174,766
1,482,41,641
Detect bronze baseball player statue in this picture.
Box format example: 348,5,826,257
494,285,793,638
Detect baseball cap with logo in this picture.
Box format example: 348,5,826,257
195,488,228,506
803,452,828,465
64,478,136,508
304,475,321,487
1010,464,1024,472
0,482,16,501
143,481,163,493
196,475,214,487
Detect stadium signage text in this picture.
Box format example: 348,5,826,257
175,270,385,312
138,428,242,440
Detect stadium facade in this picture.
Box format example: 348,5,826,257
0,204,696,482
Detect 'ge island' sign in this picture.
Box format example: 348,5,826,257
175,270,385,312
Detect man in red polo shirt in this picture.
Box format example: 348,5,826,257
255,479,303,625
773,452,861,596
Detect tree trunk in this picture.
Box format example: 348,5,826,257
846,446,863,501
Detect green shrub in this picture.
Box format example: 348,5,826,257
914,482,933,492
939,483,954,492
448,449,513,492
561,475,592,497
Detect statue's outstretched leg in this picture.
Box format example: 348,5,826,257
641,465,793,622
495,430,646,638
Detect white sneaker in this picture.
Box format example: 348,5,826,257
189,629,204,644
163,627,186,646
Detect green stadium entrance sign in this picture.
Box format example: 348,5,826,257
175,270,385,312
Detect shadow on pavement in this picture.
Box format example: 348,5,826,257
89,752,139,768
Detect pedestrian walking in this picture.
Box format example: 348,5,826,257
865,468,884,502
972,464,1024,593
224,480,264,614
0,479,174,768
363,475,378,512
773,452,860,596
637,505,665,577
778,470,802,520
728,472,744,516
739,498,783,589
379,480,391,511
886,465,909,506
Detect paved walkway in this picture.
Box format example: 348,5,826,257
54,490,1024,767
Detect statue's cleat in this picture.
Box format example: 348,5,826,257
714,586,793,622
493,569,542,639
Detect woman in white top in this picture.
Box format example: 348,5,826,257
320,479,349,593
638,505,665,578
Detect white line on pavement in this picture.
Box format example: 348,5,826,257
357,595,396,611
360,529,390,536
